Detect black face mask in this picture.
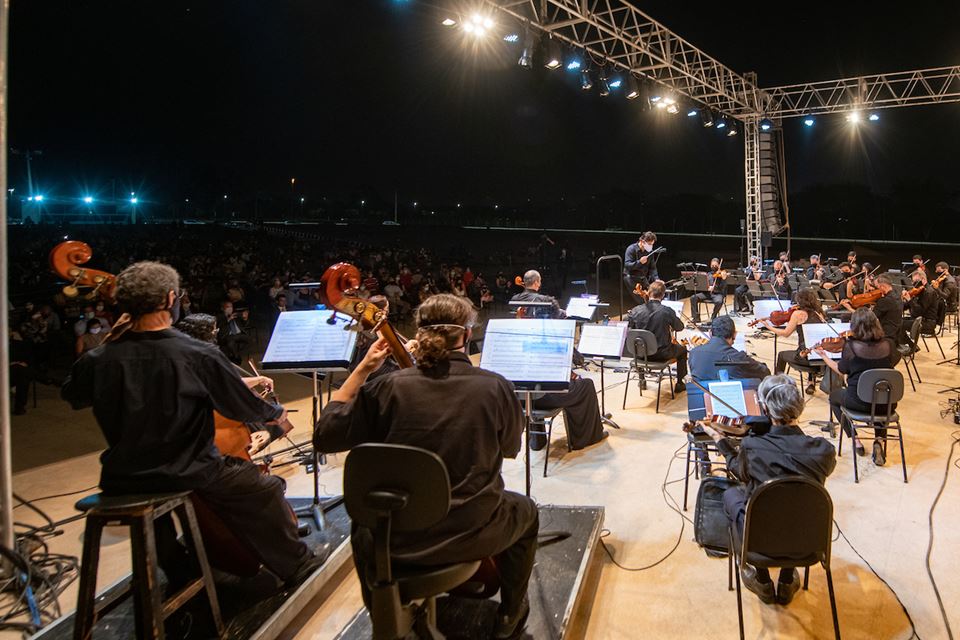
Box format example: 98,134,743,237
167,292,181,325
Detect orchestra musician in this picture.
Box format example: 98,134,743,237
910,254,927,275
511,269,564,318
805,254,825,282
623,231,660,303
903,268,940,335
847,250,859,273
626,280,687,395
734,256,762,313
314,294,538,639
61,262,321,591
817,308,896,465
688,315,770,382
872,274,905,355
822,261,855,301
766,259,790,300
933,261,959,311
702,376,836,605
691,258,726,324
761,288,826,395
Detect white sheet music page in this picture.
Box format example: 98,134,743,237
480,319,575,385
801,322,851,360
661,300,685,316
752,300,792,325
578,322,628,358
262,310,358,366
707,381,748,418
565,295,599,320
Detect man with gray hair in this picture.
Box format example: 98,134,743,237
703,375,836,606
63,261,323,592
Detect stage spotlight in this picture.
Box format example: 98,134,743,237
846,111,861,123
35,195,44,201
503,33,519,43
599,75,611,96
726,121,739,137
580,69,593,91
83,196,93,204
803,115,815,127
608,78,622,89
716,117,727,130
760,118,773,131
687,108,698,117
441,17,457,27
130,197,138,204
463,14,491,37
544,41,562,69
624,76,640,100
700,110,715,127
868,113,880,121
665,100,679,114
566,58,582,71
518,30,534,68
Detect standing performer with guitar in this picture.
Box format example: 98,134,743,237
624,231,664,304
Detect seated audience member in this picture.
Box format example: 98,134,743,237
73,304,111,337
626,280,687,394
762,288,825,395
315,294,537,639
703,375,836,605
688,316,770,382
75,319,107,358
216,300,251,364
819,308,896,465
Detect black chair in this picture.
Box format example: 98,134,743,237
344,443,481,640
919,314,946,359
622,329,675,413
728,477,840,640
898,317,923,392
683,430,735,511
838,369,907,483
528,407,567,477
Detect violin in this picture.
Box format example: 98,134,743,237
748,306,797,327
682,415,749,437
674,334,708,348
831,287,883,311
320,263,413,369
799,331,852,358
901,283,926,301
931,271,949,289
632,283,650,301
514,275,524,287
49,240,117,301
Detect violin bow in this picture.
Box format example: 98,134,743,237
676,308,710,340
686,375,747,420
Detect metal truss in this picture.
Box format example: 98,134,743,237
761,66,960,118
743,120,763,264
483,0,765,116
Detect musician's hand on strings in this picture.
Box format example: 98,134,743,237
253,376,274,392
813,347,828,358
267,407,289,427
404,339,419,355
359,337,391,374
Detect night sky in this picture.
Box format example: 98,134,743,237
8,1,960,209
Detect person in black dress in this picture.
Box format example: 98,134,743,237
818,308,896,466
315,294,537,639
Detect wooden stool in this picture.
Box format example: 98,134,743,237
73,491,223,640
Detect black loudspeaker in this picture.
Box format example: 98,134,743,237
761,231,772,247
759,130,787,236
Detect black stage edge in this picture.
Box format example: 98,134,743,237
32,498,350,640
334,505,605,640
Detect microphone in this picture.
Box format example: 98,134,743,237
570,279,587,285
599,255,620,261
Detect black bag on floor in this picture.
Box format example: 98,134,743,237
694,476,735,558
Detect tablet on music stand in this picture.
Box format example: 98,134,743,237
686,378,763,421
261,309,358,371
577,322,628,359
479,319,575,392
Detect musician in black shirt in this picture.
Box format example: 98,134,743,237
626,281,687,394
691,258,726,324
510,270,564,318
903,268,940,335
316,294,537,639
734,256,761,313
62,262,317,588
933,261,959,311
872,275,903,347
623,231,660,303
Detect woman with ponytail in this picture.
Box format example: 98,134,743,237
315,293,538,638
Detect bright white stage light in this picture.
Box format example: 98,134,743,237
566,60,581,71
803,116,815,127
130,197,138,204
83,196,93,204
868,113,880,121
760,118,773,131
687,109,698,117
846,111,861,123
503,33,519,43
441,18,456,27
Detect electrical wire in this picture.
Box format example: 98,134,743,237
12,485,98,510
922,430,959,640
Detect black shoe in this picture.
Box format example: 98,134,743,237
674,382,686,394
493,597,530,639
777,568,801,605
805,382,816,395
638,379,647,391
872,441,886,466
529,433,547,452
284,544,332,589
740,565,776,605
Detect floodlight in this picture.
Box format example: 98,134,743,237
759,118,773,131
580,69,593,91
544,40,562,69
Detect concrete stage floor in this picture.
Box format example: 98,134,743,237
8,304,960,640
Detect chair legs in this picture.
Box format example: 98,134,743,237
901,357,916,392
543,418,553,478
825,565,842,640
622,366,631,410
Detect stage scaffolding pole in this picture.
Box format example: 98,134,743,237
0,0,15,561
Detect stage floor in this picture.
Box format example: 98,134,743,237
9,303,960,640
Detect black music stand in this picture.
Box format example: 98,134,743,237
578,322,629,430
260,309,358,530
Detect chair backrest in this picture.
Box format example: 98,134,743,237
742,476,833,563
626,329,658,361
855,368,904,409
344,443,451,533
909,316,923,343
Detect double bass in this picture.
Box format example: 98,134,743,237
49,241,117,302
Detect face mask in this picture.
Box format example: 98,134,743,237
642,242,653,252
168,293,181,324
85,311,95,319
89,326,102,335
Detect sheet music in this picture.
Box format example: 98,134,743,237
752,300,792,325
802,322,851,360
661,300,685,316
565,295,599,320
262,310,358,366
707,381,748,418
578,322,628,358
480,319,575,385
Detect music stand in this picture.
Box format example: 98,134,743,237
480,318,575,497
577,322,628,430
260,309,358,530
800,322,850,434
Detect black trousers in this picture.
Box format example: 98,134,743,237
650,343,688,382
624,274,651,304
352,493,539,618
532,377,605,450
775,349,818,382
10,364,31,411
692,292,724,322
148,457,310,584
734,285,753,311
